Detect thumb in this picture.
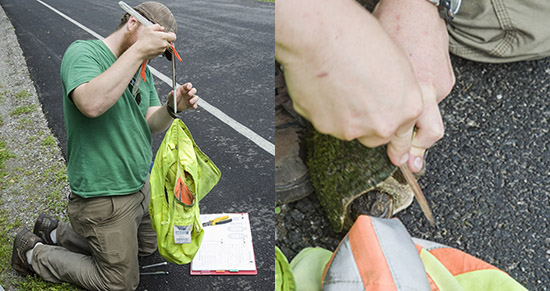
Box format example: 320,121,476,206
386,122,415,167
408,85,444,172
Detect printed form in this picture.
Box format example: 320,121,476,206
191,213,256,275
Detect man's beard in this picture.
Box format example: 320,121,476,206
119,31,138,56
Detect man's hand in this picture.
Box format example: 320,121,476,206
146,83,198,134
374,0,455,172
168,82,199,112
71,19,178,118
133,23,176,60
276,0,423,166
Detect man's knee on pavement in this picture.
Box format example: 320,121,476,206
102,271,139,291
138,243,157,257
138,232,158,257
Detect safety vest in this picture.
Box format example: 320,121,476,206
322,216,430,290
413,238,526,291
275,215,527,291
321,216,526,291
150,119,221,264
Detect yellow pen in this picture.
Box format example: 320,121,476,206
203,215,231,227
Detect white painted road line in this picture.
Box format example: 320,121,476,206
36,0,104,40
36,0,275,156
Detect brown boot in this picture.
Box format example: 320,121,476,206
12,228,42,276
33,213,58,245
275,62,313,204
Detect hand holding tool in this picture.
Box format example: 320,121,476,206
119,1,182,113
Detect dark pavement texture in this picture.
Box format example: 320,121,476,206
276,55,550,290
0,0,274,290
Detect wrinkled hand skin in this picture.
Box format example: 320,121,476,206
276,0,425,167
133,24,177,61
374,0,456,172
168,82,199,112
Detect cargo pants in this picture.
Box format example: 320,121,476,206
31,179,157,291
358,0,550,63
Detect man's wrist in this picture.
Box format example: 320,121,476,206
425,0,461,21
375,0,444,27
166,102,178,119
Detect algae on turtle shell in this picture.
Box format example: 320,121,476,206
305,125,414,232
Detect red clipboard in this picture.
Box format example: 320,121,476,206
190,269,258,276
190,213,257,275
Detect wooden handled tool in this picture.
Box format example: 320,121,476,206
399,164,435,226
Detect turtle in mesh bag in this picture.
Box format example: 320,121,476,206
150,119,221,264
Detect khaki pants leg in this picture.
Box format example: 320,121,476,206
357,0,550,62
55,220,91,255
32,180,156,291
448,0,550,62
136,177,157,256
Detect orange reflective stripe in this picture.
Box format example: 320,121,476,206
416,244,423,254
174,176,194,205
426,273,439,291
324,217,429,290
348,216,396,291
429,248,501,276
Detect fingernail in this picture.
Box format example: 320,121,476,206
413,156,423,171
400,153,409,165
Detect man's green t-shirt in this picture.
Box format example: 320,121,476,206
61,40,161,198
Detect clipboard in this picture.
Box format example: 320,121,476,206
190,213,257,275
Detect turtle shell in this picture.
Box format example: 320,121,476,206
305,125,413,232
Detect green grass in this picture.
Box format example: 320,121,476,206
0,146,78,290
28,135,39,143
0,208,23,277
15,117,32,130
54,169,68,184
0,144,23,287
15,90,32,101
14,279,81,290
42,165,68,184
0,140,11,180
10,105,36,117
0,140,15,169
42,135,57,147
38,165,69,214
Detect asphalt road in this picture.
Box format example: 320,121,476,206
276,55,550,290
0,0,274,290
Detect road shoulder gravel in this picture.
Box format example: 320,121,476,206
0,5,78,290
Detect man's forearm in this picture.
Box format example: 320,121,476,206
374,0,450,94
71,45,143,118
146,103,175,134
275,0,386,67
275,0,427,167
